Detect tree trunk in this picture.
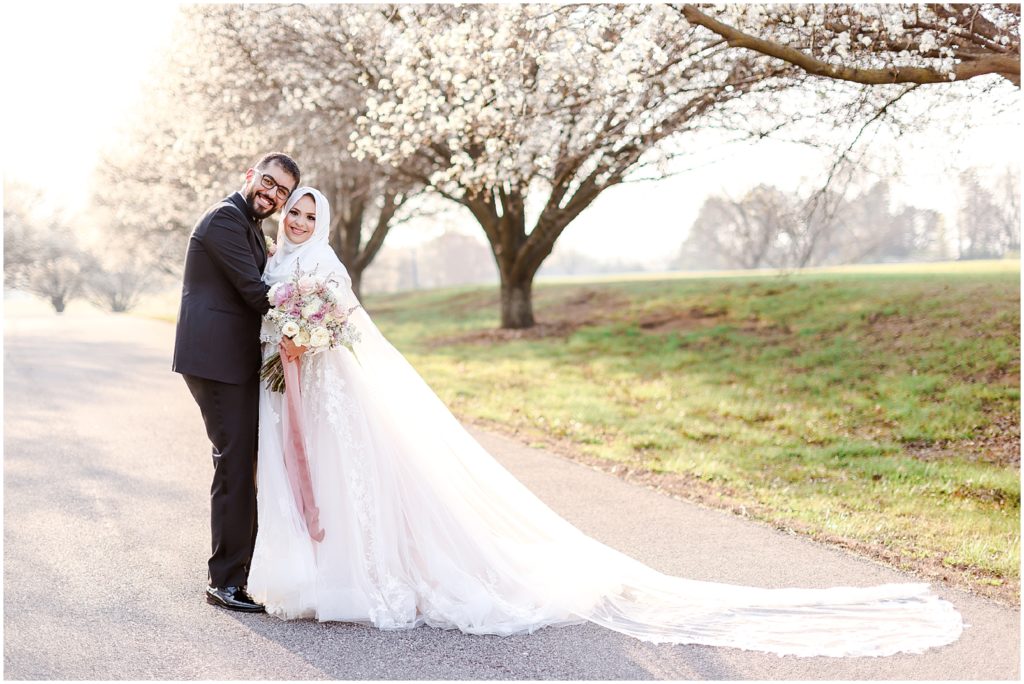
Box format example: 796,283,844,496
465,187,539,329
329,195,367,302
51,295,66,313
350,270,363,302
462,180,600,330
500,278,534,329
325,178,399,304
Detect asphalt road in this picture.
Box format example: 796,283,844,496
3,311,1020,680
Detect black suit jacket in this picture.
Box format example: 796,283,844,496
172,192,271,384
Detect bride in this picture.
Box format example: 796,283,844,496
247,187,963,658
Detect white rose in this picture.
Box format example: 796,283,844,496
281,321,300,338
297,275,318,295
309,327,331,348
268,282,282,304
294,329,311,346
301,299,322,319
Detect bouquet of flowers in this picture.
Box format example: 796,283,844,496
260,267,362,392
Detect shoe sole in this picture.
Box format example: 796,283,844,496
205,593,266,613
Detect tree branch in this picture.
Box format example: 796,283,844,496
677,4,1020,87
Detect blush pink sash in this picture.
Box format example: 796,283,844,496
279,346,325,542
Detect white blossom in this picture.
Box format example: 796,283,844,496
714,3,1018,82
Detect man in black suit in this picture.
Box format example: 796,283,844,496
173,152,302,612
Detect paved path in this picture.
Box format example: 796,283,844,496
3,311,1019,680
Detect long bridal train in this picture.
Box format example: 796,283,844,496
248,298,963,657
247,187,963,658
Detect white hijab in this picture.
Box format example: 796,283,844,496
263,186,350,288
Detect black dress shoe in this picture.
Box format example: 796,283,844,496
205,585,266,613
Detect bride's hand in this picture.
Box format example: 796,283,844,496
281,336,308,361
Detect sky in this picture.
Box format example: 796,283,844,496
2,3,181,194
554,112,1020,265
2,3,1020,266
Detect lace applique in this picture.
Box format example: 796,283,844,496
369,573,418,628
301,353,419,627
303,355,355,442
260,318,281,346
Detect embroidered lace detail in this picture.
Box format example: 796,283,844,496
259,318,281,346
301,353,417,627
304,355,354,443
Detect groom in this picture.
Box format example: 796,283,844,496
173,152,302,612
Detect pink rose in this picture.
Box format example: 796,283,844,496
273,286,291,307
297,275,318,295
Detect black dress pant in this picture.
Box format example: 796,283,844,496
182,373,259,588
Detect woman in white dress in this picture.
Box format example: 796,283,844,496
247,187,963,658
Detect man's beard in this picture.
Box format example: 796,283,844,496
245,186,278,220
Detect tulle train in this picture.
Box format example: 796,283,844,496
248,301,963,658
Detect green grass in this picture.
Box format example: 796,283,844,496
364,260,1021,601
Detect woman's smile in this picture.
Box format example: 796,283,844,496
282,193,317,244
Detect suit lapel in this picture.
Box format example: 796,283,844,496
254,221,268,270
228,192,268,269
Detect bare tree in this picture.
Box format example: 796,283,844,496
993,165,1022,253
958,167,1021,258
29,253,89,313
4,182,93,312
85,266,152,313
676,178,948,270
677,185,798,270
4,230,91,314
3,180,45,281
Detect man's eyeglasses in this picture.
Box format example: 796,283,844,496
256,172,293,202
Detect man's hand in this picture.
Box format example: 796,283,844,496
280,336,307,362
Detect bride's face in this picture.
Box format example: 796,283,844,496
283,194,316,244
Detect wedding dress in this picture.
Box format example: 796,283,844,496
247,188,963,657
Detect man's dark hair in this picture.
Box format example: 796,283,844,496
255,152,301,187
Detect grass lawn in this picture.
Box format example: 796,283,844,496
362,259,1021,604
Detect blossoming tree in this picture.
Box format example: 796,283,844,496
101,4,425,299
347,4,797,328
676,4,1020,86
